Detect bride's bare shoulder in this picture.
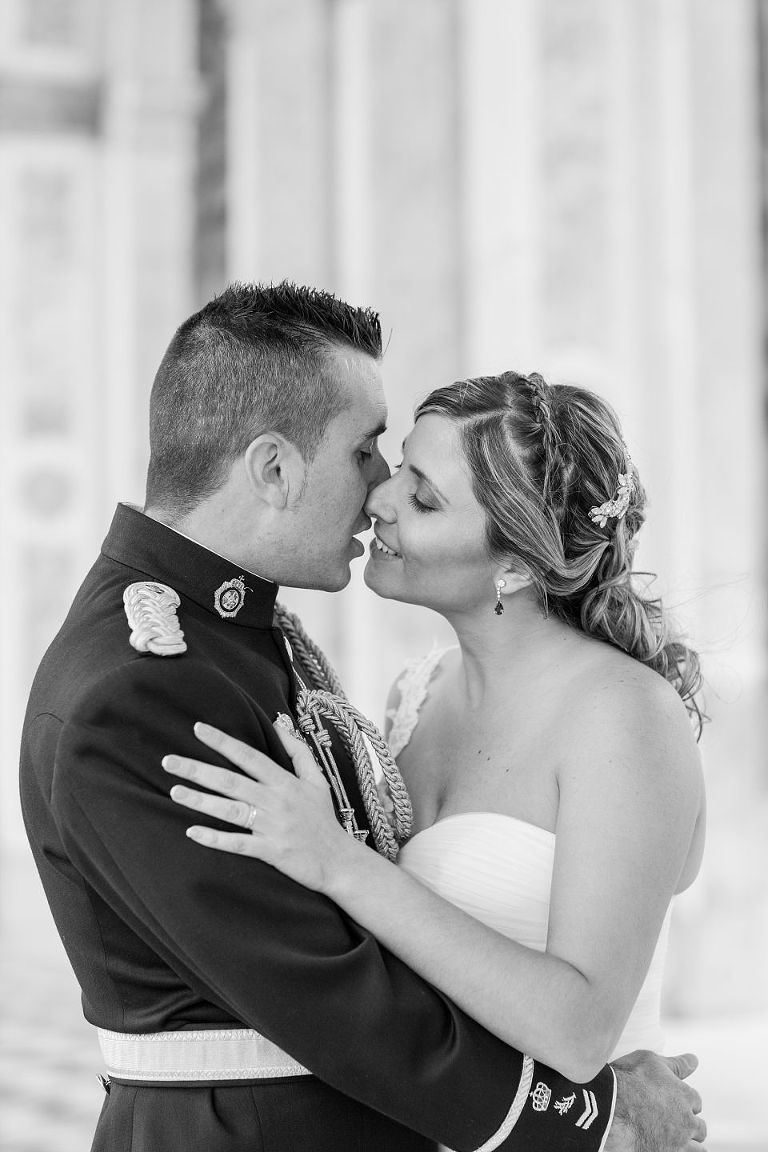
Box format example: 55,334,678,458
559,645,704,769
558,643,702,790
553,644,705,889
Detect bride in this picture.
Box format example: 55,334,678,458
164,370,705,1083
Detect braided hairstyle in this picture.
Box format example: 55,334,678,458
416,371,704,736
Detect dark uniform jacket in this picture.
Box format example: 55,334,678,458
20,504,615,1152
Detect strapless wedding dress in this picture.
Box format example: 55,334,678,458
388,650,670,1061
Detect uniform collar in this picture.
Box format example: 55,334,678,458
102,503,279,628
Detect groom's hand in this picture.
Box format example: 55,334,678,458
605,1050,706,1152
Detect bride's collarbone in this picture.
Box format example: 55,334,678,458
399,707,560,830
408,687,559,767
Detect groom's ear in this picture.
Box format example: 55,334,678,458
243,433,306,510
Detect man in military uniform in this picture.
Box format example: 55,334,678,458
20,283,705,1152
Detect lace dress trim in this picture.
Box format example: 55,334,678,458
386,647,450,760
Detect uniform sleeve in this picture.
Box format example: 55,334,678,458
52,657,615,1152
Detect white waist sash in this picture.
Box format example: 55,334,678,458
97,1027,312,1082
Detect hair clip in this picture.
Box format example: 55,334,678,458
594,470,635,527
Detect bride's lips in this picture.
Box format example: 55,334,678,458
370,533,402,559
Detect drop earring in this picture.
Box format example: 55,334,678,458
494,580,506,616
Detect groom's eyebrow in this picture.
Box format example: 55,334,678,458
359,418,387,443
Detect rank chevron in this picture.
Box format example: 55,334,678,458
575,1089,599,1129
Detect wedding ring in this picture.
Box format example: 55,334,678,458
244,803,257,831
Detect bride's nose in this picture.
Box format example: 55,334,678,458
365,474,396,521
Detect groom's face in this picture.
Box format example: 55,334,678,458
284,346,389,591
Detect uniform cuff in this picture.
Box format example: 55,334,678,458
471,1058,616,1151
596,1067,618,1152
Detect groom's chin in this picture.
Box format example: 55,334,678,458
319,563,353,593
288,560,353,594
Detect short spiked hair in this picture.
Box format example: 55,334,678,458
145,281,382,517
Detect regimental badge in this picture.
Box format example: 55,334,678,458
214,575,248,619
529,1082,552,1112
123,582,187,657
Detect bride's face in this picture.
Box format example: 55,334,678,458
364,413,494,613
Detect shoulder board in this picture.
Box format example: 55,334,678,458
123,581,187,657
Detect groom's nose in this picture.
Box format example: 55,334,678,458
367,447,390,490
364,471,394,520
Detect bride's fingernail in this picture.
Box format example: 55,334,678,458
186,827,213,844
274,714,298,736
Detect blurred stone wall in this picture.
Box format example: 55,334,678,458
1,0,765,1025
0,0,198,848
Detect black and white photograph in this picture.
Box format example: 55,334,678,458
0,2,765,1150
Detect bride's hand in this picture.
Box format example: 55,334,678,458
162,720,354,893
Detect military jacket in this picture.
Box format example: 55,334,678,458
20,504,615,1152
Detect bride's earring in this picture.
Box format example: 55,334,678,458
494,580,506,616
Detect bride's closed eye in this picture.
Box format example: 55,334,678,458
394,462,437,513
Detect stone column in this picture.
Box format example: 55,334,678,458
0,0,104,851
223,0,335,286
664,0,767,1014
0,0,199,852
100,0,199,507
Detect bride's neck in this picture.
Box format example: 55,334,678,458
446,595,577,709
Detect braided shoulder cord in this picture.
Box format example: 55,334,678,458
275,603,346,696
296,688,412,859
274,603,413,860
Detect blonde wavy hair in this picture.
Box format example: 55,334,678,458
416,370,704,736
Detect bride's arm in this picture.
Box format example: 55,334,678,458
165,676,703,1084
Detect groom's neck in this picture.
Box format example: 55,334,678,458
143,490,263,577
